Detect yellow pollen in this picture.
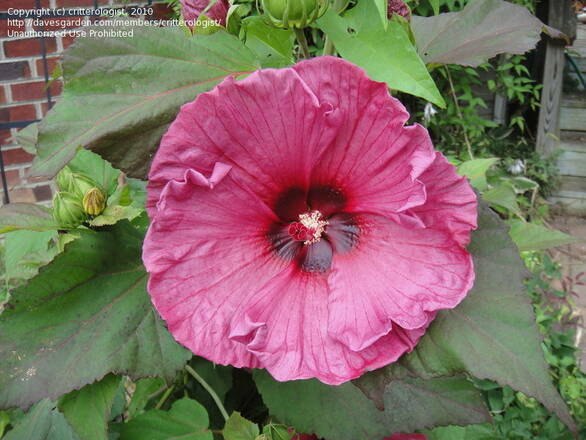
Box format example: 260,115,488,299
299,210,328,244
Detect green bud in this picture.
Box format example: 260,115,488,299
261,0,328,28
82,187,107,216
55,166,75,193
53,192,87,228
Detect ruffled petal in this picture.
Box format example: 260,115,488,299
410,152,478,246
143,166,286,369
293,57,436,216
147,67,339,218
229,267,432,384
327,214,473,352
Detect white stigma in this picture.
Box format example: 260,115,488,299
299,210,328,245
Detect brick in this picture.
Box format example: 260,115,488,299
151,3,174,20
2,148,35,166
5,170,21,187
56,0,97,6
36,57,62,77
0,17,26,38
3,37,57,58
11,80,62,102
8,188,36,204
0,61,31,81
0,87,6,105
2,0,50,10
33,185,52,201
0,104,37,122
61,34,77,49
0,129,13,145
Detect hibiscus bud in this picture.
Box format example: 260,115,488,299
53,192,87,228
82,187,107,216
55,166,75,193
388,0,411,20
261,0,328,28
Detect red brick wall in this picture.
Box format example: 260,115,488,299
0,0,171,205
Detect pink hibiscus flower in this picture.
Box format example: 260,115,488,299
386,434,428,440
388,0,411,19
180,0,229,27
143,56,477,385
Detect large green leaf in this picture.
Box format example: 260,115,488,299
255,371,489,440
355,203,575,432
3,399,79,440
58,374,122,440
423,423,497,440
120,398,213,440
0,221,190,410
411,0,565,66
317,0,445,107
457,158,499,191
0,203,60,234
241,16,295,68
4,230,58,280
508,220,578,252
30,22,259,180
223,412,260,440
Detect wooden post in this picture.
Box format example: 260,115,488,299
536,0,576,155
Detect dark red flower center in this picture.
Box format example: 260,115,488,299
267,185,360,273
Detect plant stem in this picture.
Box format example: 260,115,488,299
155,385,175,410
445,67,474,160
185,364,229,422
295,28,311,59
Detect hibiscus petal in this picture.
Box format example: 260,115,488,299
181,0,230,26
143,166,287,369
327,214,474,351
293,57,435,216
147,68,339,218
410,152,478,246
229,267,431,385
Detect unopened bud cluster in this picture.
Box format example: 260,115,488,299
52,166,107,228
261,0,328,28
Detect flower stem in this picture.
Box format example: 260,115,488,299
155,385,175,410
294,28,311,59
185,364,229,422
445,67,474,160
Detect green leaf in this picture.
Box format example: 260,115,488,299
508,220,578,251
3,399,79,440
127,378,166,419
58,374,122,440
254,371,489,440
120,398,213,440
0,221,190,410
429,0,439,15
0,203,60,233
423,423,497,440
16,122,39,155
68,149,120,196
223,412,259,440
317,0,445,107
355,203,575,432
4,230,58,280
31,22,259,180
482,185,519,213
0,411,10,438
242,16,295,68
457,158,499,191
412,0,565,66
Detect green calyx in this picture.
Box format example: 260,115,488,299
52,192,87,228
261,0,328,28
55,166,101,200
